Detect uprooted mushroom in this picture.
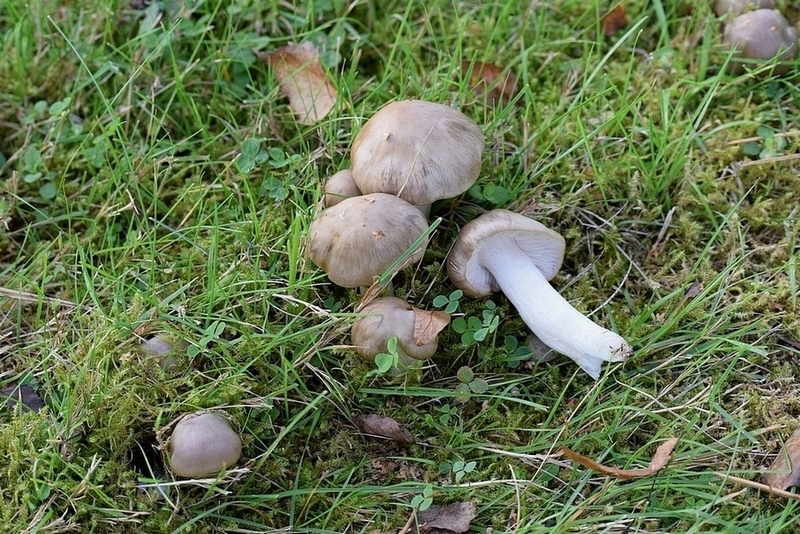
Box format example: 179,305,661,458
446,209,632,379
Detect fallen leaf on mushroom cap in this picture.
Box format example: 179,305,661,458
257,41,336,125
1,383,45,413
461,60,519,107
562,437,679,479
412,308,450,346
762,428,800,490
601,5,628,37
353,414,415,444
416,501,476,534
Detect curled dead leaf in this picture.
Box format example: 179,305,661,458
412,308,450,346
353,414,415,444
762,428,800,490
461,60,519,107
257,41,336,125
562,437,679,479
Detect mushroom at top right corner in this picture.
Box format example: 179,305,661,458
722,9,799,75
445,209,632,380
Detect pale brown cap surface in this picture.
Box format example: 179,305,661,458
351,100,484,205
351,297,449,366
723,9,799,74
308,193,430,288
168,412,242,478
322,168,361,208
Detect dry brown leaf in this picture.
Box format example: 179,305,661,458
412,308,450,346
562,437,679,480
416,501,476,534
601,5,628,37
353,414,415,444
762,429,800,490
462,60,519,106
257,41,336,125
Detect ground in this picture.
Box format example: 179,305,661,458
1,0,800,532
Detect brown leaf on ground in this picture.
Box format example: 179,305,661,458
601,5,628,37
462,60,519,106
412,308,450,346
256,41,336,125
1,384,45,413
562,438,679,479
762,429,800,490
353,414,415,444
416,501,476,533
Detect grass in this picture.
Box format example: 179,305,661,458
2,0,800,532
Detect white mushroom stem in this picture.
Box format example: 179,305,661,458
477,240,631,379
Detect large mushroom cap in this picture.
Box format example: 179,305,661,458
308,193,430,288
723,9,799,74
351,296,449,365
168,412,242,478
446,209,565,298
350,100,485,206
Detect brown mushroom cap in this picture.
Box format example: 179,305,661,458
168,412,242,478
308,193,430,288
723,10,799,74
351,297,449,367
322,169,361,208
350,100,485,206
446,209,565,298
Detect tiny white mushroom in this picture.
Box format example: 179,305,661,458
446,209,632,379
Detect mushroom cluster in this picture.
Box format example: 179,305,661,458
309,99,485,372
311,99,631,379
716,3,799,75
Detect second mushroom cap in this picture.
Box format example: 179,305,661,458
308,193,430,288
